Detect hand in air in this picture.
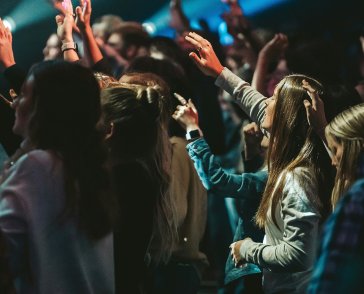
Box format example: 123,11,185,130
0,18,15,68
184,32,224,78
259,33,288,62
172,93,199,132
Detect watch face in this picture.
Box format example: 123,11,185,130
186,129,201,140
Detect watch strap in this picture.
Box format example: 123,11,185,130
186,129,202,141
61,42,78,52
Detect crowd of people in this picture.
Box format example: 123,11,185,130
0,0,363,293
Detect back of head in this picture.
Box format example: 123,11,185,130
29,60,101,151
125,56,192,137
92,14,124,42
28,60,114,240
110,22,150,59
101,83,178,263
119,72,172,125
100,83,166,160
326,103,364,206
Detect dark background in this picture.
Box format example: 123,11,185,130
0,0,363,71
0,0,363,154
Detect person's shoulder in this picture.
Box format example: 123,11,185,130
282,166,319,211
16,150,61,174
342,178,364,204
285,166,317,188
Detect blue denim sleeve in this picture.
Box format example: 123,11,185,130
187,138,267,199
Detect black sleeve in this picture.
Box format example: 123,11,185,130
92,58,113,76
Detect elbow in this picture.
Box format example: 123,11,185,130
288,259,311,272
283,251,313,272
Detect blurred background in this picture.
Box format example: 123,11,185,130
0,0,363,70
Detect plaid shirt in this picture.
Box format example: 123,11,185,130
308,156,364,293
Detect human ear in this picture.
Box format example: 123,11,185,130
105,122,114,140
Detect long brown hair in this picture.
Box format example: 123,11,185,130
255,74,333,228
101,83,178,263
326,103,364,208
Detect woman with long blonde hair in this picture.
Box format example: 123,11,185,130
325,103,364,207
307,105,364,293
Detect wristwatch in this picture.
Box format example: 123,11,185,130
61,42,78,53
186,129,202,141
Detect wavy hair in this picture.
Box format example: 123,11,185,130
325,103,364,208
101,83,178,263
255,74,333,228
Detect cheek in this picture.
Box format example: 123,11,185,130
267,103,275,117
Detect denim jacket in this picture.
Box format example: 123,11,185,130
187,138,267,284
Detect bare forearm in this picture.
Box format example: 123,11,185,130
251,56,269,95
81,26,103,65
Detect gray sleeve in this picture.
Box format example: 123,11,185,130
239,170,320,272
215,67,267,130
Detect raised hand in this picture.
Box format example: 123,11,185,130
220,0,249,39
55,12,74,43
169,0,190,33
0,18,15,68
302,79,328,139
75,0,91,32
184,32,224,78
259,33,288,62
172,93,200,132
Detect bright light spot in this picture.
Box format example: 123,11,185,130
218,22,233,45
190,19,202,31
142,22,156,36
3,17,16,32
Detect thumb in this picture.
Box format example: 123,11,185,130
55,15,64,27
188,99,197,113
75,6,83,21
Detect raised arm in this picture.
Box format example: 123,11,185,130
0,20,15,69
251,33,288,96
75,0,103,66
0,19,26,94
172,94,267,198
184,32,268,131
220,0,260,56
169,0,190,34
55,0,79,62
